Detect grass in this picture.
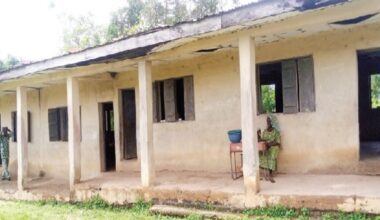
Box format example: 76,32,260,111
0,197,379,220
0,197,172,220
243,206,380,220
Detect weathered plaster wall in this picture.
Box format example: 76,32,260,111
114,50,242,173
0,80,115,180
35,81,115,180
253,23,380,173
0,90,42,178
121,24,380,175
256,35,359,174
1,23,380,179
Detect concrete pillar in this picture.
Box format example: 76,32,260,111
16,86,28,191
113,89,122,171
67,77,81,191
238,35,260,194
138,60,155,187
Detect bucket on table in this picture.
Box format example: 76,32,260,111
228,130,242,143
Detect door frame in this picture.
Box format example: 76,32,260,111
120,88,138,161
357,49,380,159
99,101,115,172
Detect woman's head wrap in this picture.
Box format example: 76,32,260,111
268,114,280,132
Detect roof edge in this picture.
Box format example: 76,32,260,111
0,0,349,82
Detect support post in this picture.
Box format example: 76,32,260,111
67,77,81,191
16,86,28,191
138,60,155,187
239,35,260,194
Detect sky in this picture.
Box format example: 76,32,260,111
0,0,254,62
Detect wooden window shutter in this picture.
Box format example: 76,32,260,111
256,66,263,114
163,79,177,122
0,113,1,164
10,111,31,142
27,111,31,142
48,108,60,141
298,57,316,112
281,60,299,114
152,81,161,123
0,112,1,160
183,76,195,121
0,112,2,165
80,106,82,141
11,111,16,142
59,107,68,141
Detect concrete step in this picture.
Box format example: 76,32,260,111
150,204,243,219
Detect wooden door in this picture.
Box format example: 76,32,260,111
122,89,137,160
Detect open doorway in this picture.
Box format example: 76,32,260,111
101,102,116,171
358,50,380,159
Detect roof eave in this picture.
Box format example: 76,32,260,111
0,0,349,82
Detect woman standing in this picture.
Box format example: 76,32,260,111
0,127,12,181
258,116,281,183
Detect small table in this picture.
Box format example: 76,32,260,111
230,142,243,180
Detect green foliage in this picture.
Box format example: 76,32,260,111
261,84,276,113
337,212,371,220
300,207,310,218
371,74,380,109
106,0,145,41
203,203,216,211
82,195,111,210
322,212,335,220
173,0,190,24
142,0,168,29
130,198,152,214
2,200,380,220
62,0,243,52
244,206,298,218
61,13,106,52
35,199,59,207
321,212,374,220
0,199,171,220
186,213,204,220
0,55,21,72
140,0,191,29
191,0,220,19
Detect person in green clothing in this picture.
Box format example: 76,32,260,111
258,115,281,183
0,127,12,181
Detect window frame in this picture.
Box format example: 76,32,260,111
48,106,81,142
256,56,316,115
153,75,195,123
11,111,32,143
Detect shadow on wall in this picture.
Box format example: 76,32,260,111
9,160,17,179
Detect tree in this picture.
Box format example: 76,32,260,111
261,85,276,113
0,55,21,72
61,14,105,53
106,0,144,41
142,0,190,27
106,0,219,40
172,0,190,23
60,0,247,52
141,0,167,29
371,74,380,109
191,0,220,19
